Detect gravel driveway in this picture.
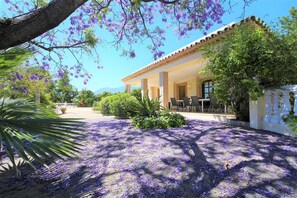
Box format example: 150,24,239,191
0,108,296,197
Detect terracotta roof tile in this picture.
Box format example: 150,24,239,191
122,16,267,82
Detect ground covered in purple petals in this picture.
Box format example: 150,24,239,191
0,119,297,197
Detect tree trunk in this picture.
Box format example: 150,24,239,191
35,89,41,104
0,0,87,50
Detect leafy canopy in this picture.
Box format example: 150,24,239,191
1,0,235,83
73,89,96,107
204,15,297,121
50,70,78,103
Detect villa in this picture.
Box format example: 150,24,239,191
122,16,266,109
122,16,297,136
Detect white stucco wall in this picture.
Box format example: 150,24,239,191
249,93,295,137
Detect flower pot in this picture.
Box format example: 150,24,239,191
61,107,67,114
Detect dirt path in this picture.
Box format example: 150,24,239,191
58,107,115,121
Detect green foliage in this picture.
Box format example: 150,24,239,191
279,7,297,47
0,48,32,77
50,70,78,103
34,0,48,7
73,89,95,107
93,92,113,111
136,94,160,117
204,21,297,121
94,91,113,102
276,7,297,135
132,110,186,129
5,66,52,98
0,47,83,177
40,92,56,109
130,88,141,100
83,28,98,49
283,113,297,137
98,92,186,128
92,101,100,111
131,95,186,129
97,94,118,115
0,98,84,177
97,93,138,118
109,93,139,118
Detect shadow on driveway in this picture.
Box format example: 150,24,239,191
0,119,296,197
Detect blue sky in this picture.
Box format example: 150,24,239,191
71,0,296,92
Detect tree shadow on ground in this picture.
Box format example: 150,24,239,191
0,119,296,197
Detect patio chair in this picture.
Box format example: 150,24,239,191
191,96,201,112
208,93,223,113
182,97,192,112
170,98,180,111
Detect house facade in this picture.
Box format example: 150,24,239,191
122,16,297,137
122,16,267,108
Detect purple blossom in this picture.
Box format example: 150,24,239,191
15,72,23,80
57,69,64,78
22,87,28,93
129,51,136,58
4,0,226,87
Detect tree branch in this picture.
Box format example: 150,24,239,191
0,0,88,50
141,0,179,4
29,41,87,52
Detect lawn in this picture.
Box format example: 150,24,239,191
0,118,296,197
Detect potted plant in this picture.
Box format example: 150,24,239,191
60,107,67,114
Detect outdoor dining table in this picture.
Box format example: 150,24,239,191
176,98,210,112
198,98,210,112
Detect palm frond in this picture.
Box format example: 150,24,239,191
0,47,33,77
0,98,85,177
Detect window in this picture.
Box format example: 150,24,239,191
202,80,214,99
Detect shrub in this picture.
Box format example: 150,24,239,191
92,101,101,111
131,110,186,129
137,94,160,117
283,113,297,137
98,94,118,115
110,93,139,118
94,91,113,103
130,88,141,100
97,93,138,118
73,89,95,107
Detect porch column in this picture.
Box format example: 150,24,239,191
141,79,148,98
195,77,200,96
149,87,156,100
159,72,169,108
125,84,131,93
173,82,177,99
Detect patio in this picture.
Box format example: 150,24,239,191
0,108,296,197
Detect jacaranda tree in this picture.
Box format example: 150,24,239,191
0,0,254,83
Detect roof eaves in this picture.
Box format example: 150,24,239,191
122,16,267,82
